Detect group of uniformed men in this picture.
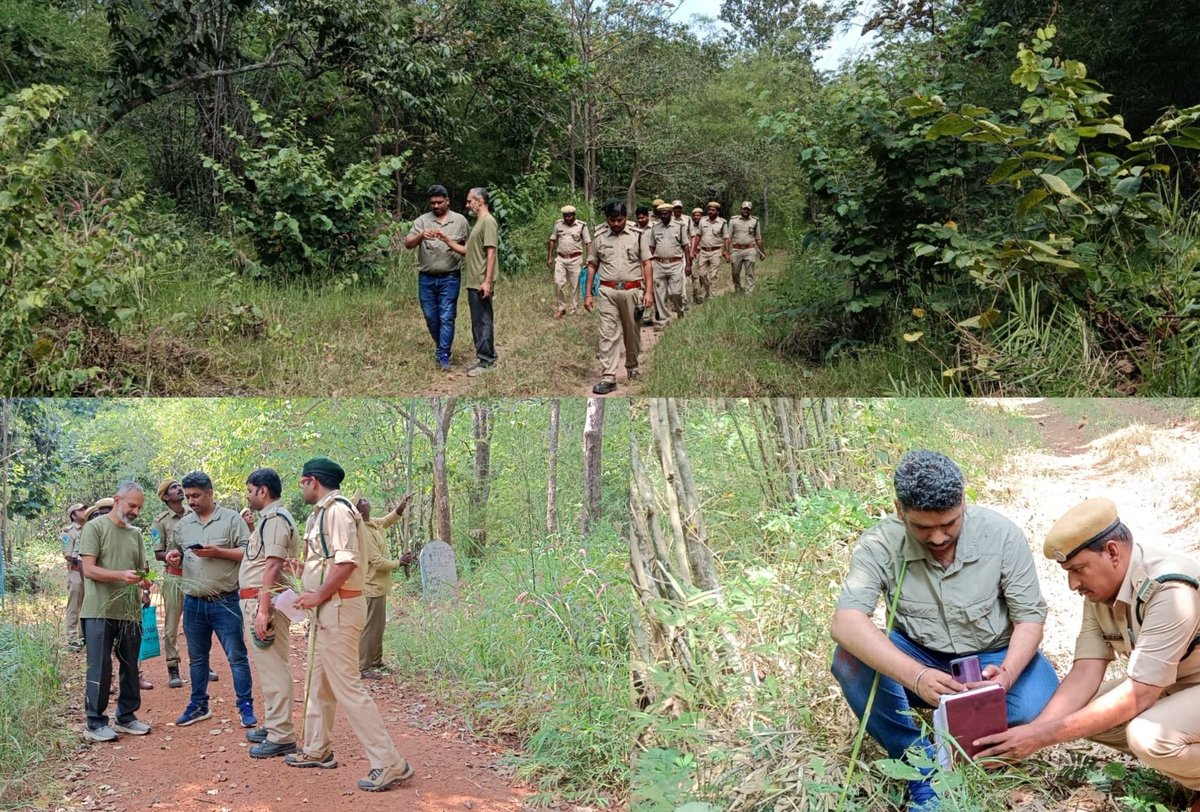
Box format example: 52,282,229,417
832,450,1200,811
548,198,765,395
62,458,414,793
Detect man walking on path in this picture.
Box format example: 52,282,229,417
151,479,191,688
648,202,689,327
691,201,729,303
403,185,471,371
548,205,591,317
729,201,765,293
62,501,87,649
585,200,653,395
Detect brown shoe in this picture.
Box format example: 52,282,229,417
554,308,565,319
139,676,154,690
357,760,414,791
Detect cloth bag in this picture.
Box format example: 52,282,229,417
139,605,160,661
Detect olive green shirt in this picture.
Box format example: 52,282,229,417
463,212,499,290
587,224,650,283
80,517,147,621
239,501,298,591
551,219,591,255
362,510,402,598
302,490,366,594
729,215,760,247
408,211,471,275
174,505,249,597
1074,544,1200,688
836,505,1047,654
649,219,689,261
696,216,729,249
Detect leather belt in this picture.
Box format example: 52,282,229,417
338,589,363,599
190,590,237,602
734,243,756,249
653,256,682,262
558,252,582,259
599,280,642,290
699,245,722,252
68,563,81,572
238,588,262,599
166,566,183,577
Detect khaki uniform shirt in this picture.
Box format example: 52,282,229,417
1074,544,1200,688
362,510,402,598
239,501,298,591
463,212,499,290
649,219,689,261
551,220,591,256
588,224,650,283
302,490,366,594
730,215,760,247
151,507,190,574
836,505,1047,654
62,522,83,563
174,505,249,597
79,517,147,621
696,216,729,250
672,215,694,243
408,211,471,275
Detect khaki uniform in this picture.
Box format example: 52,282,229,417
239,502,299,745
359,511,402,672
550,219,591,313
1074,545,1200,789
693,216,728,302
300,490,405,771
648,219,689,324
729,215,761,293
151,507,190,666
62,521,84,644
588,224,651,384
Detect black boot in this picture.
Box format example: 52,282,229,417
168,665,183,688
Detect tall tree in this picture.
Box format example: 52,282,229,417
546,398,561,536
581,397,605,534
466,402,495,559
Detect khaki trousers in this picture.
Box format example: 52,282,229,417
554,256,581,313
302,596,403,770
162,573,183,666
64,569,84,644
358,595,387,672
693,249,721,302
652,260,686,323
730,248,757,293
597,285,642,383
241,598,295,744
1089,678,1200,789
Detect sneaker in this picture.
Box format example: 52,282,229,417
907,778,940,812
250,740,297,759
113,719,151,735
592,380,617,395
208,670,218,682
360,669,383,680
627,369,642,381
83,725,118,743
246,727,268,743
175,704,211,727
467,364,492,378
167,666,183,689
238,701,257,728
357,760,414,792
285,750,337,769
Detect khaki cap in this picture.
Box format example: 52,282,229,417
707,201,721,209
671,200,683,208
1044,498,1121,562
691,207,703,215
67,502,86,520
652,198,666,207
655,203,673,213
741,201,752,209
156,478,179,500
240,507,253,517
561,205,577,214
84,498,114,521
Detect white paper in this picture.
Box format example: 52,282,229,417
272,588,308,623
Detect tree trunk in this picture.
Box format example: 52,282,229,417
430,397,458,544
1,399,10,574
773,398,801,502
662,399,720,592
546,399,561,536
581,397,605,533
466,402,494,559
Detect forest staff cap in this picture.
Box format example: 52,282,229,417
707,201,721,209
741,201,752,209
67,502,86,519
301,456,346,486
671,200,683,208
1044,498,1121,562
560,205,577,214
240,508,253,518
156,479,179,500
652,198,666,207
692,207,703,214
84,498,114,521
655,203,673,213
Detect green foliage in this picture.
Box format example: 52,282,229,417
203,99,407,278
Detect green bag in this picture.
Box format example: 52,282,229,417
139,605,160,661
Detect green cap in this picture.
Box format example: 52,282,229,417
301,457,345,486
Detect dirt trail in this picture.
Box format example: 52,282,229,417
56,625,530,811
985,399,1200,667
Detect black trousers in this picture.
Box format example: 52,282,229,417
83,617,142,730
467,287,498,366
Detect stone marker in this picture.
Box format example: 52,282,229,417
419,540,457,599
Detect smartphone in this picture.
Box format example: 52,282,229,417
949,655,983,684
187,543,204,550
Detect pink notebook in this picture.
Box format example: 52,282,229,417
933,683,1007,766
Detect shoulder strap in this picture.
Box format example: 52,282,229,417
1135,573,1200,658
316,496,358,560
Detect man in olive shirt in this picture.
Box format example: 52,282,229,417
356,495,409,677
829,450,1058,811
454,187,499,377
240,468,299,758
165,470,255,728
403,184,471,371
691,201,729,303
62,501,86,649
729,201,765,294
151,478,191,688
648,203,689,327
547,205,591,317
285,457,413,792
80,481,153,742
584,200,653,395
976,499,1200,807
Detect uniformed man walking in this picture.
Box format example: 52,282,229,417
547,206,591,318
691,201,729,303
240,468,300,758
584,200,653,395
976,499,1200,810
648,202,689,327
285,457,413,793
403,185,471,371
151,479,191,688
729,201,765,293
356,495,408,678
62,501,87,649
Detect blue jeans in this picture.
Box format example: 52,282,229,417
418,271,461,365
183,592,253,708
830,630,1059,760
